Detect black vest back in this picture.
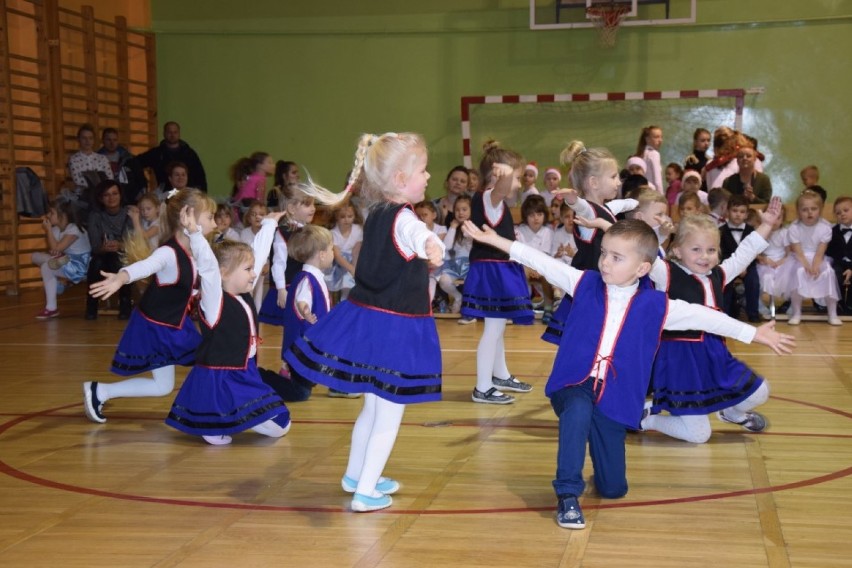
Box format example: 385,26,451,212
347,203,430,315
138,237,196,327
571,201,615,271
469,191,514,262
196,293,256,369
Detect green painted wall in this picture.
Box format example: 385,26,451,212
149,1,852,204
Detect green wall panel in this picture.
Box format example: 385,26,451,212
150,1,852,205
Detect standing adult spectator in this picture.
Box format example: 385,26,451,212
98,128,146,205
684,128,711,174
137,121,207,192
722,146,772,205
67,124,113,194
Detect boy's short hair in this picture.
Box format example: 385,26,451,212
626,188,667,219
800,164,819,180
215,203,231,218
414,200,437,214
605,219,659,263
833,195,852,209
707,188,731,211
288,224,333,263
727,194,749,210
559,202,574,216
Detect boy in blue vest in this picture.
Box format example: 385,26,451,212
462,217,795,530
262,225,335,402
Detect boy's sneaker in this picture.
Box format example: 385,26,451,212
541,309,553,325
341,475,400,495
457,316,476,325
556,495,586,529
491,375,532,393
35,308,59,320
351,492,392,512
83,381,106,423
716,410,767,432
472,387,514,404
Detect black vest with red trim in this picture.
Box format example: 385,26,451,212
469,191,514,262
195,292,257,369
347,203,430,315
137,237,196,328
278,225,304,285
661,262,725,341
571,201,616,271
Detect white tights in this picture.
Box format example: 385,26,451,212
97,366,176,402
32,252,64,311
643,382,770,443
344,393,405,497
475,318,511,392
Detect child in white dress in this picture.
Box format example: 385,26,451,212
786,190,842,325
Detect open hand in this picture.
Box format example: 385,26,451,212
753,320,796,355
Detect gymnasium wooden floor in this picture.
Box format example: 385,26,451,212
1,287,850,568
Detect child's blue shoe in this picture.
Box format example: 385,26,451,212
555,495,586,529
341,475,400,495
351,492,392,512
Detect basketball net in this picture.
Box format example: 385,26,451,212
586,3,630,48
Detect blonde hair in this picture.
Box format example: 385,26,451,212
626,187,667,219
242,199,267,227
212,240,254,276
124,188,215,264
668,214,720,262
796,189,823,209
559,140,618,195
293,132,427,208
288,225,333,263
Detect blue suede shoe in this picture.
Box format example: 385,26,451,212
341,475,400,495
351,492,392,512
555,495,586,529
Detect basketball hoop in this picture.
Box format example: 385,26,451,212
586,3,630,48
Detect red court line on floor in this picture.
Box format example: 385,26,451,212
1,398,850,515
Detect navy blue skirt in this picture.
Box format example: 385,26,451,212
461,260,534,324
284,300,442,404
650,334,764,415
110,311,200,376
165,359,290,436
258,286,285,326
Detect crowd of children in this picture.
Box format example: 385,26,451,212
31,122,852,530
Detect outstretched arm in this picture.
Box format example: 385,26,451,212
665,299,795,355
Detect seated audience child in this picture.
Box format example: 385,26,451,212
756,204,792,315
415,200,448,306
516,194,555,322
674,170,709,207
541,167,563,207
214,202,240,243
438,195,473,316
826,196,852,315
707,187,730,226
326,202,363,303
720,194,762,322
551,202,577,266
33,198,91,319
787,190,842,325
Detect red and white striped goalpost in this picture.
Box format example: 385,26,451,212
459,89,746,168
